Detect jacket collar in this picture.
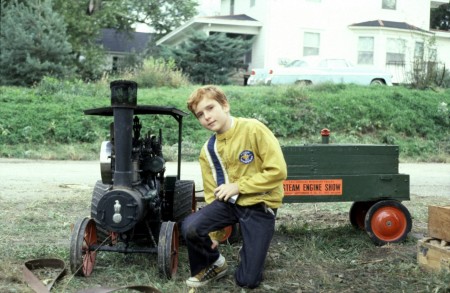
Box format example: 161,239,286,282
216,116,236,141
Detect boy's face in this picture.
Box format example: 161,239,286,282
193,97,231,134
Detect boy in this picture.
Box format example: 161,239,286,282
182,85,287,289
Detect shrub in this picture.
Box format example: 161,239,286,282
35,76,109,98
1,84,449,162
409,60,449,89
120,57,190,88
161,32,252,85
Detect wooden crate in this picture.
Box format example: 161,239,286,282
428,205,450,242
417,238,450,272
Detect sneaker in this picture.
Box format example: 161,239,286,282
186,258,228,287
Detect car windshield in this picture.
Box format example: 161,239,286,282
287,60,308,68
320,59,351,68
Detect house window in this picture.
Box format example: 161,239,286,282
414,42,424,60
382,0,396,10
429,48,437,61
358,37,374,65
303,32,320,56
250,0,255,7
386,38,405,65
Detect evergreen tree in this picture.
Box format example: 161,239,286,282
49,0,198,81
0,0,74,86
1,0,198,82
161,32,253,85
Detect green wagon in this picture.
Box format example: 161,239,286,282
282,130,411,245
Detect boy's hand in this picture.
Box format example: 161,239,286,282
214,183,239,202
211,239,219,249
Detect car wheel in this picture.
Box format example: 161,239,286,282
295,80,312,86
370,79,385,85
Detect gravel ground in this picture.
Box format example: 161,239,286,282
0,159,449,199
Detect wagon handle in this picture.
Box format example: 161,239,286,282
321,128,330,144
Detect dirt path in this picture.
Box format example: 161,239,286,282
0,159,449,199
0,159,202,199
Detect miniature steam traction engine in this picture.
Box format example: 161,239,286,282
69,80,195,279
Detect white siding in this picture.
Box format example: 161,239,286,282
220,0,448,83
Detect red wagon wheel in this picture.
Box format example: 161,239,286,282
70,217,98,276
221,225,234,243
349,201,375,230
364,200,412,246
219,224,241,244
158,221,179,279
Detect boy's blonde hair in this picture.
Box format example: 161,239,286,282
187,85,228,115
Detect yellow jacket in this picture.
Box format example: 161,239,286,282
199,117,287,209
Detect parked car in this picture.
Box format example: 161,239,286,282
248,57,393,86
247,68,272,85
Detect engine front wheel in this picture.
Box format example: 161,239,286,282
158,221,179,279
70,217,98,276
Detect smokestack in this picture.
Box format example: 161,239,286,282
110,80,137,188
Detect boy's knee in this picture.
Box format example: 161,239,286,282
181,220,198,240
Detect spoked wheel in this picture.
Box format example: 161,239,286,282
70,217,98,276
349,201,375,230
364,200,412,246
158,221,179,279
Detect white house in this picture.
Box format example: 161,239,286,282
158,0,450,84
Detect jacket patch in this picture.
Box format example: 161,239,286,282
239,150,254,164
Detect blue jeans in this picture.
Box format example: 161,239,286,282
181,200,276,288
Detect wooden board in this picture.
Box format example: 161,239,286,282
428,205,450,242
417,238,450,272
282,145,399,176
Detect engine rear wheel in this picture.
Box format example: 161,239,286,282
70,217,97,276
365,200,411,246
158,221,179,279
172,180,196,222
90,180,111,242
